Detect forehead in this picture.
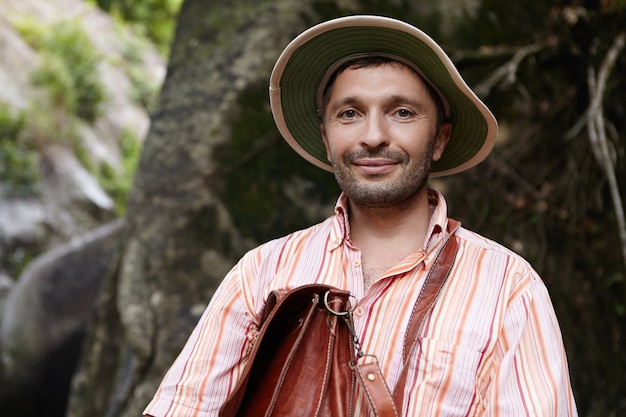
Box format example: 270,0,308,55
329,62,433,99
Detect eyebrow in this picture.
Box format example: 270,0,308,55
327,97,360,115
387,94,430,112
327,94,431,115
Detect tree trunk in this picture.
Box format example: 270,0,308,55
66,1,320,415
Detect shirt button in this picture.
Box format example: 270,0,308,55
353,259,361,267
354,307,364,317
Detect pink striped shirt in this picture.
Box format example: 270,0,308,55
144,190,577,416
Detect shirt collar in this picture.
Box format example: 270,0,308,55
423,189,461,269
329,189,460,256
329,193,350,251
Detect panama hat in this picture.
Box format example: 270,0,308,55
269,15,498,177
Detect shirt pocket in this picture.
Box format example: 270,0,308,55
409,336,486,416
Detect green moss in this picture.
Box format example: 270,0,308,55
10,16,154,215
89,0,183,55
76,128,142,215
30,55,76,116
108,20,163,112
0,105,25,139
0,104,40,198
25,20,106,123
125,61,161,111
12,17,47,50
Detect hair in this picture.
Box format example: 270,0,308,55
318,56,447,130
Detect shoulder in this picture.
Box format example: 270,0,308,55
235,215,336,277
233,216,337,316
254,215,336,255
453,226,543,296
455,227,523,257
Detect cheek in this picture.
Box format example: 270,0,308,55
393,126,434,152
322,126,350,156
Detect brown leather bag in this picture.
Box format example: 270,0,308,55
219,284,357,417
219,236,458,417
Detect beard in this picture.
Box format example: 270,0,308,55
330,141,435,209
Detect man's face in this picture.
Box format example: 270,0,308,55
321,62,451,209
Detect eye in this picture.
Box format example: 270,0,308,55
395,108,414,118
339,109,358,119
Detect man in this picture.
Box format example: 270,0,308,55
144,15,578,416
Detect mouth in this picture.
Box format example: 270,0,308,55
352,157,399,176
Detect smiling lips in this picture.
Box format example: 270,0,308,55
352,157,399,175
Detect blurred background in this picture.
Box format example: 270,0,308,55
0,0,624,416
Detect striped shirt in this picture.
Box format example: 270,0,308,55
144,189,578,417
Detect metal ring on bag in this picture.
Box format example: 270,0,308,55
323,290,355,316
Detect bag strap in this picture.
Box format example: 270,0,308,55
354,360,400,417
393,235,459,406
402,235,459,362
351,234,459,416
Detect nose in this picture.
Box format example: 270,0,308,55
360,113,389,149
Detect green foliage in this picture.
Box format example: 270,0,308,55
0,104,25,141
27,21,106,123
90,0,183,55
30,55,76,116
76,128,142,215
111,128,143,212
12,17,46,49
10,17,148,214
0,104,40,197
122,46,161,111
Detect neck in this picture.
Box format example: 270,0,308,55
348,188,432,248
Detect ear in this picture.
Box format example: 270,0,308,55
320,123,331,161
432,122,452,162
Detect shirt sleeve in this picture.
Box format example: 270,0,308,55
488,276,578,416
143,256,260,417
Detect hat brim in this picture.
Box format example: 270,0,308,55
270,15,497,177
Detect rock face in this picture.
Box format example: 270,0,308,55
1,219,125,376
0,219,125,416
0,0,164,416
0,0,164,270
